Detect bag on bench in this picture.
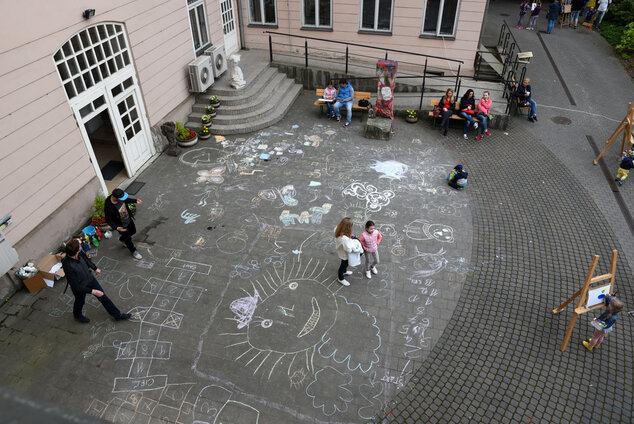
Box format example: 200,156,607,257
358,99,371,108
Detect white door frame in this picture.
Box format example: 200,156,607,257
221,0,239,55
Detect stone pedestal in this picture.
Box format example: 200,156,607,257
364,116,393,140
229,54,246,89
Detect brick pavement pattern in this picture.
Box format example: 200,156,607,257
378,126,633,423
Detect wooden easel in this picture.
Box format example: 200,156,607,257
593,102,634,164
559,3,572,28
552,250,618,351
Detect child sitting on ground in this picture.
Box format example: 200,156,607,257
615,151,634,186
447,164,468,190
582,293,623,351
323,80,337,119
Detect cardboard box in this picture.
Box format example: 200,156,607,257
23,273,47,293
37,254,65,280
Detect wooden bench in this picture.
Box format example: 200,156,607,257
314,89,372,122
429,99,481,128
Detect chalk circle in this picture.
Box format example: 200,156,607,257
289,282,298,290
261,319,273,328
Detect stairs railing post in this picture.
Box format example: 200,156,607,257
345,45,349,74
269,34,273,62
456,78,462,100
305,40,308,68
385,51,388,60
454,64,461,93
419,58,428,110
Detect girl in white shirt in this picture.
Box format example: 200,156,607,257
334,217,355,286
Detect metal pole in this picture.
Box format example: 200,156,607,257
345,46,349,74
419,58,428,110
268,35,273,62
305,40,308,68
385,51,388,60
456,78,461,100
454,64,461,93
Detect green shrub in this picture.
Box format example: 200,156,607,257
616,22,634,53
603,0,634,27
175,121,190,139
600,23,625,46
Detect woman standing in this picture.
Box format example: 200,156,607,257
334,217,355,286
439,88,456,137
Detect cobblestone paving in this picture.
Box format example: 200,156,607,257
377,125,633,423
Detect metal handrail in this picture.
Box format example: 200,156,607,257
264,30,465,65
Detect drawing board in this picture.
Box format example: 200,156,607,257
586,284,611,307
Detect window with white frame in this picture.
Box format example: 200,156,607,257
421,0,460,37
249,0,277,25
303,0,332,28
187,0,211,55
360,0,393,32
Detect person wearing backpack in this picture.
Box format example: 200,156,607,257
615,152,634,186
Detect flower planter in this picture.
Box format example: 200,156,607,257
405,116,419,123
177,134,199,147
199,127,211,139
210,101,220,108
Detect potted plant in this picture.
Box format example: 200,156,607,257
175,121,198,147
209,95,220,108
199,125,211,140
405,110,418,123
201,114,212,125
205,105,216,117
90,195,108,229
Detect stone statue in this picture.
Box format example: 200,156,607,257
229,54,246,89
160,121,179,157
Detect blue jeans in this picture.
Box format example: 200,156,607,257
459,112,476,134
522,98,537,117
334,100,353,123
594,11,605,28
475,113,488,133
326,102,334,116
547,19,555,33
570,10,581,22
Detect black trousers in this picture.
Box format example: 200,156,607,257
72,277,122,319
118,220,137,253
440,110,454,131
338,259,349,281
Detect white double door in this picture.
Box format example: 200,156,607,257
72,70,154,191
221,0,239,55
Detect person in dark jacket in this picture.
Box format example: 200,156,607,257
615,152,634,185
447,164,468,190
458,89,478,139
105,188,143,259
439,88,456,137
61,239,131,323
516,78,538,122
546,0,560,33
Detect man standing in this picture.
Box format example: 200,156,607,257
333,79,355,128
594,0,611,29
517,78,538,123
61,239,131,323
105,188,143,259
546,0,560,34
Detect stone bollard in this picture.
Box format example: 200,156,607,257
364,116,393,140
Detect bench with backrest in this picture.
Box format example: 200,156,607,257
314,89,372,122
428,99,481,128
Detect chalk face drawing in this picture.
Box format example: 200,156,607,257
404,219,455,243
408,247,449,277
342,182,395,212
370,160,409,180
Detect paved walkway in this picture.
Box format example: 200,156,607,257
381,0,634,422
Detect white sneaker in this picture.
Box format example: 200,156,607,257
338,279,350,286
463,134,468,140
474,122,478,129
371,267,378,275
344,271,353,276
132,251,142,260
366,270,372,279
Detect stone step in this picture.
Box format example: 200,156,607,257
190,79,296,125
196,67,279,105
191,84,303,135
191,73,287,114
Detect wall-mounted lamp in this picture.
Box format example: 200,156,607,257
83,9,96,19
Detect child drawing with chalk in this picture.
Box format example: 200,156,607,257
359,220,382,279
447,164,468,190
583,293,623,351
334,217,355,287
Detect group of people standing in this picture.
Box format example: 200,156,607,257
518,0,612,33
437,88,493,139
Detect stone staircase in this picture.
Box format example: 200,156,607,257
185,51,303,135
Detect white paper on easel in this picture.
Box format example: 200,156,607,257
531,2,537,10
587,284,611,307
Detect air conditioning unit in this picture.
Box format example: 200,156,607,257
188,55,214,93
205,45,228,78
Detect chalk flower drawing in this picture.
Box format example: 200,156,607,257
370,160,409,180
305,366,354,416
342,182,395,212
404,219,455,243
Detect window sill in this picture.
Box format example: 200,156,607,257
358,29,392,36
248,23,278,28
300,26,333,32
419,34,456,40
194,43,212,57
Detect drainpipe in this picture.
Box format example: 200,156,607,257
235,0,246,49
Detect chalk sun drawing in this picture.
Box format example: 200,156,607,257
342,182,395,212
370,160,409,180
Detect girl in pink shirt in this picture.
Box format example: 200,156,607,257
359,220,382,279
323,80,337,119
475,91,493,140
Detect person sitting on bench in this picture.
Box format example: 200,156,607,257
517,78,538,122
334,79,355,127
